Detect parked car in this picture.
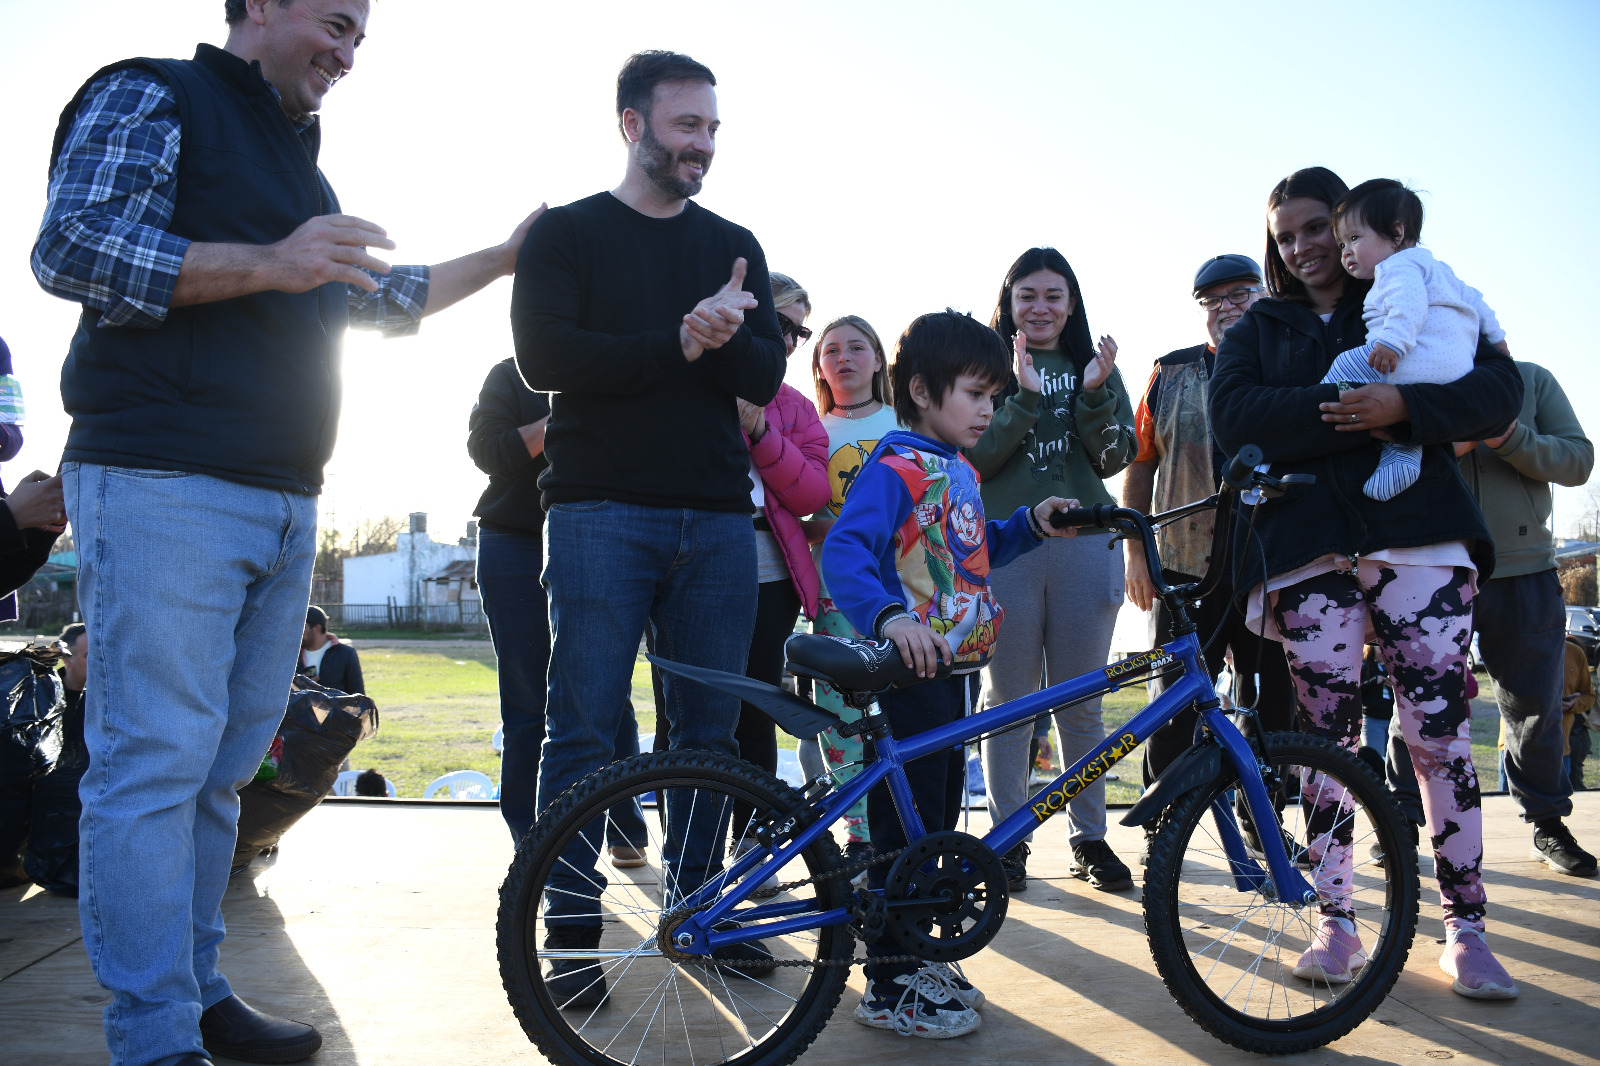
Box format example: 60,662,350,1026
1565,607,1600,665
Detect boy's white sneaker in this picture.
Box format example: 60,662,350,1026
852,966,982,1039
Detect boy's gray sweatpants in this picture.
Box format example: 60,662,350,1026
980,533,1125,846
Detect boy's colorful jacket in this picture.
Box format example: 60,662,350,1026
820,429,1043,668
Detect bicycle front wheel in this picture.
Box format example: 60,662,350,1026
1143,732,1420,1053
497,750,852,1066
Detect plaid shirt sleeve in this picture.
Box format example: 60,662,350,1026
31,70,189,329
35,68,433,338
347,264,430,337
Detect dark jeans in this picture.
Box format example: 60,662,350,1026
733,579,800,837
477,526,645,846
652,578,801,838
1142,572,1295,785
1471,570,1570,824
864,673,972,981
540,502,756,927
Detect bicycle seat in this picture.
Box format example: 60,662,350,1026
784,633,950,694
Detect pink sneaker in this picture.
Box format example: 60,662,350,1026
1440,927,1518,999
1292,916,1367,984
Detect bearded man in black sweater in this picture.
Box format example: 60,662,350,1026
511,50,785,1006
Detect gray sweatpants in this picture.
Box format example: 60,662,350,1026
980,533,1125,846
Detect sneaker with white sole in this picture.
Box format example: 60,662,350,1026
852,966,982,1039
1291,916,1367,984
1440,925,1518,999
926,959,984,1011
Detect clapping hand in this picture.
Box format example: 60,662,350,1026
1084,335,1118,390
736,398,767,442
266,214,396,294
681,258,758,362
1014,332,1042,392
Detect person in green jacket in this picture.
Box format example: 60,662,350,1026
1402,361,1596,877
968,247,1138,892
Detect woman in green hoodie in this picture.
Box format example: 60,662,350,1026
969,247,1138,892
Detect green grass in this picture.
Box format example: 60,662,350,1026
353,643,502,797
356,643,1597,800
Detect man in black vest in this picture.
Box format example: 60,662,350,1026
32,3,540,1063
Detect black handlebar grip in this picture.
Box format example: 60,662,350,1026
1048,505,1108,529
1224,444,1264,488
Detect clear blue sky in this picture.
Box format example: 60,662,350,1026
2,0,1597,540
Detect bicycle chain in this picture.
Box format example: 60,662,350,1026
661,842,923,970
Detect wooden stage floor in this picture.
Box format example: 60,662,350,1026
3,792,1597,1065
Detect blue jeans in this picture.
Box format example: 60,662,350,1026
476,525,645,845
539,501,755,926
64,464,316,1066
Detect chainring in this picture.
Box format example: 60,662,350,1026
882,830,1009,961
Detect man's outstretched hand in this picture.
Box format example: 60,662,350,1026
681,258,758,362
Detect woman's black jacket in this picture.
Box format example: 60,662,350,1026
467,358,550,536
1208,291,1522,583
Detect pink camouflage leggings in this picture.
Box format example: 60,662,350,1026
1270,560,1486,929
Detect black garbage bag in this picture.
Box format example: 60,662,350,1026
0,640,67,780
233,675,378,872
0,640,67,865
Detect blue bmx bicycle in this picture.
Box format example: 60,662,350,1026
498,447,1420,1062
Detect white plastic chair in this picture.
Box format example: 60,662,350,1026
332,769,396,797
424,769,497,799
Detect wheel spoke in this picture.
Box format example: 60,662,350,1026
1144,735,1420,1054
498,751,850,1066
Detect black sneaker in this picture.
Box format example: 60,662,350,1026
1138,828,1155,868
843,840,875,888
1069,839,1133,891
1532,819,1598,877
1369,819,1420,869
544,925,610,1010
1001,843,1029,892
706,924,779,978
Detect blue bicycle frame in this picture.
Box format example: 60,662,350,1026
667,627,1318,958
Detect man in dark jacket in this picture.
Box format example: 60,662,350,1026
32,3,542,1062
1124,255,1294,819
1458,363,1594,876
299,606,364,695
467,359,649,856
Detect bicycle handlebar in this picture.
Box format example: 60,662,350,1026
1046,445,1309,619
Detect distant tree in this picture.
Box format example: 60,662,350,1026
1568,483,1600,543
1561,563,1596,607
314,515,405,588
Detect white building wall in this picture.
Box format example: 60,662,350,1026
342,531,476,607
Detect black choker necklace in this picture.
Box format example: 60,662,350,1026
836,398,876,412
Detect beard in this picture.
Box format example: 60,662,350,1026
638,124,711,200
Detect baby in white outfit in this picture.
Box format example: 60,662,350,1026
1323,179,1506,500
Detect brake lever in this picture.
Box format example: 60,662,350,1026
1249,470,1317,499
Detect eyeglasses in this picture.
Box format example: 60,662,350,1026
1196,285,1262,311
778,317,813,344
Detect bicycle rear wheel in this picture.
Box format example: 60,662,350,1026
1143,732,1419,1053
497,750,852,1066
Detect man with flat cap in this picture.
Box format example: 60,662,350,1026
1123,255,1295,836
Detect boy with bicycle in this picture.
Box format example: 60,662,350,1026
821,310,1080,1038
